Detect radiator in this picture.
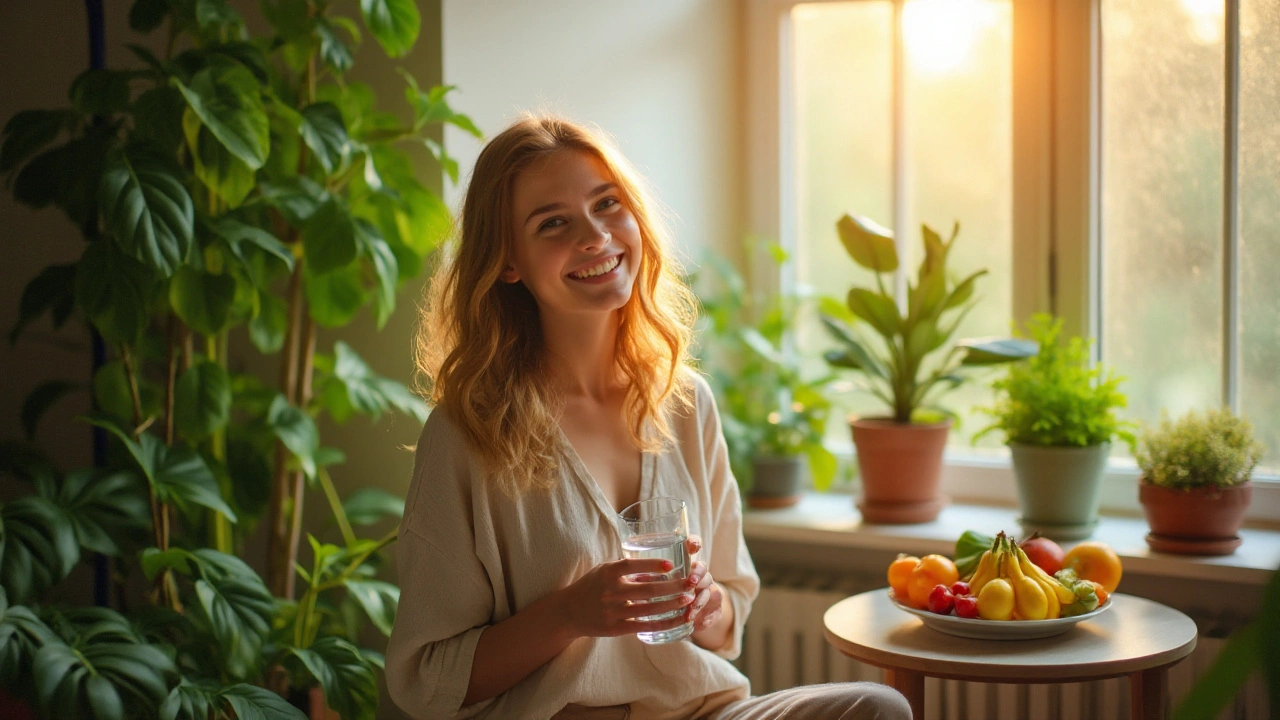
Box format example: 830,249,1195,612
736,576,1271,720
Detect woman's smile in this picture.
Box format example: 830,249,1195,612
568,252,624,283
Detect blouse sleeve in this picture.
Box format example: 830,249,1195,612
693,375,761,660
385,411,495,720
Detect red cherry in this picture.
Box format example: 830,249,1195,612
954,595,980,619
950,581,971,597
927,584,955,615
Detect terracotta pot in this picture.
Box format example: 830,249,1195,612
748,454,805,509
1139,480,1252,547
851,417,951,524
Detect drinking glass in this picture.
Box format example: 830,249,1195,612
617,497,694,644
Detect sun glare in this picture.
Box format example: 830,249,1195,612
902,0,1000,74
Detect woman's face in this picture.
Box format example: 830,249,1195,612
503,149,641,320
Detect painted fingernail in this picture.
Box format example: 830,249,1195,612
662,560,673,571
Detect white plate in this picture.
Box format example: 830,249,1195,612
888,591,1113,640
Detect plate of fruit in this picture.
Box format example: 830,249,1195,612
885,531,1118,640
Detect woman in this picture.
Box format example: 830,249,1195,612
386,115,909,720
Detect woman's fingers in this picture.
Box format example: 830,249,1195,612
685,534,703,556
612,591,695,623
686,560,711,590
616,576,687,602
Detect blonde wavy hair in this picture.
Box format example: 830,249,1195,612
415,115,697,494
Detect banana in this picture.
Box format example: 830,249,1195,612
1016,546,1077,604
1003,542,1049,620
968,550,996,595
1016,551,1062,619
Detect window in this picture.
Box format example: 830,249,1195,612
748,0,1280,517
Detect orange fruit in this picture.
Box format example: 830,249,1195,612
1063,541,1123,594
907,554,959,608
887,554,919,601
1089,580,1109,606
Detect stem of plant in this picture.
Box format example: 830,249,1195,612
318,468,356,547
267,264,306,598
282,317,318,600
208,332,232,554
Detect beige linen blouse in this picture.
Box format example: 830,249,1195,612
385,373,761,720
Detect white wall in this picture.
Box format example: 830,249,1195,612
441,0,746,259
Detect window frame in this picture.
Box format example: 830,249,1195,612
743,0,1280,524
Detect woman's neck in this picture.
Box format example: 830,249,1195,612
541,309,623,401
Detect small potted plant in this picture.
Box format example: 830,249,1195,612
695,246,839,508
1135,408,1263,555
821,215,1035,523
974,314,1135,540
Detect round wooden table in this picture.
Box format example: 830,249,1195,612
823,590,1198,720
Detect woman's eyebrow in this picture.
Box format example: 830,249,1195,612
523,183,618,227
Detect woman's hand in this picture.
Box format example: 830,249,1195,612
684,534,733,651
557,558,695,641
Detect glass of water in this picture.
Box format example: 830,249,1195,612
617,497,694,644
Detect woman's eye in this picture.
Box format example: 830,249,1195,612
539,217,566,232
596,197,620,211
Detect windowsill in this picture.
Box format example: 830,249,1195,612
742,492,1280,587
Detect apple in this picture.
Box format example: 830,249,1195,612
954,595,980,619
1021,536,1065,575
927,584,955,615
950,581,971,597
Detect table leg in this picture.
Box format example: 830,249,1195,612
884,668,925,720
1129,666,1168,720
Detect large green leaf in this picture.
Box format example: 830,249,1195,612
249,291,288,353
285,636,379,720
219,683,308,720
400,73,482,137
99,147,195,278
0,588,55,685
0,109,73,173
355,218,398,327
175,360,232,441
183,106,255,207
132,86,187,155
304,263,366,328
324,342,429,423
194,0,243,31
54,469,149,556
819,315,887,380
360,0,420,57
75,240,156,345
302,198,358,274
70,69,134,115
259,176,326,227
341,488,405,527
846,288,900,338
958,337,1039,366
268,395,318,478
209,215,294,275
9,262,76,344
173,62,269,170
129,0,168,33
944,269,986,311
344,579,399,636
159,677,218,720
0,496,79,604
82,416,237,521
20,380,77,440
92,360,162,426
836,213,898,273
169,265,237,335
32,622,174,720
299,102,350,175
316,18,355,73
194,574,273,679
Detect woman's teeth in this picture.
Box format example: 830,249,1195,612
571,255,621,279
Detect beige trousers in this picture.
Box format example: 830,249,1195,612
553,683,911,720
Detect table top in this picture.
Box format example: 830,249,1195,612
823,590,1198,683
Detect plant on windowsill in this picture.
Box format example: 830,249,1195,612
694,244,839,509
1135,408,1263,556
972,314,1136,541
820,215,1036,524
0,0,475,717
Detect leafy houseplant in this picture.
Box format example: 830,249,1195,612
694,245,839,508
820,214,1035,523
974,314,1135,539
1135,408,1264,555
1,1,475,718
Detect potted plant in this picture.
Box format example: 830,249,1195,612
821,215,1035,523
695,245,839,508
0,1,473,717
1135,408,1263,555
973,314,1135,540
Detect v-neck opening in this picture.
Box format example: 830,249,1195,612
556,425,655,525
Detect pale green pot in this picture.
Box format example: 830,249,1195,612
1010,442,1111,539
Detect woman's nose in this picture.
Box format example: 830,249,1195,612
577,219,611,251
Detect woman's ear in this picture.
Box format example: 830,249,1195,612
499,266,520,283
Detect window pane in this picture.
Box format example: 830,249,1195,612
791,0,1012,453
792,1,894,445
904,0,1013,451
1240,0,1280,472
1101,0,1224,436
